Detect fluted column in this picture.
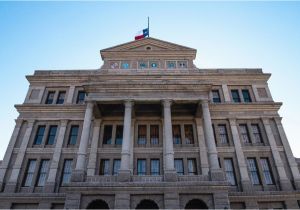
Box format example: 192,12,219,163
275,117,300,189
0,119,23,191
195,118,209,175
118,100,133,182
45,120,68,192
72,101,94,182
5,120,35,193
262,118,292,190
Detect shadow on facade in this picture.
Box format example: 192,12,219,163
185,199,208,209
86,199,109,209
136,199,159,209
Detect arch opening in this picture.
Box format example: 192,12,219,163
86,199,109,209
136,199,159,209
185,199,208,209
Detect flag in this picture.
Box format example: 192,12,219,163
135,28,149,40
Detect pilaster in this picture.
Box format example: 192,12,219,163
222,84,231,102
195,118,209,175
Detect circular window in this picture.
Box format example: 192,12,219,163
146,46,152,50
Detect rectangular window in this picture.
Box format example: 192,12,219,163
100,159,110,175
177,60,187,68
174,159,184,175
231,90,241,103
61,159,73,184
150,125,159,145
242,89,252,102
247,158,260,185
150,159,160,176
212,90,221,103
224,158,236,185
139,61,148,69
251,124,262,143
23,159,37,187
45,91,55,104
36,160,49,186
68,125,79,145
184,124,194,144
187,159,197,175
113,159,121,175
172,125,181,144
56,91,66,104
46,125,57,145
137,125,147,145
149,61,158,69
218,124,228,144
239,124,250,143
76,91,85,104
115,125,123,145
137,159,146,176
34,125,46,145
103,125,113,144
260,158,273,185
167,61,176,69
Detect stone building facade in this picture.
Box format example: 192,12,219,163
0,37,300,209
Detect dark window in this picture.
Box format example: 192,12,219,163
56,91,66,104
218,124,228,144
260,158,274,185
115,125,123,145
137,125,147,145
247,158,260,185
167,61,176,69
242,89,252,102
23,159,37,187
100,159,110,175
137,159,146,176
76,91,85,104
184,124,194,144
187,159,197,175
172,125,181,144
61,159,72,184
150,125,159,145
150,159,160,176
36,159,49,186
103,125,113,144
68,125,79,145
113,159,121,175
224,158,236,185
239,124,250,143
212,124,217,145
178,61,187,68
251,124,262,143
174,159,184,175
231,90,241,103
212,90,221,103
46,125,57,145
45,91,55,104
34,126,45,145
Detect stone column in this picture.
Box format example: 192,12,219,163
72,102,94,182
275,117,300,189
118,100,133,182
0,119,23,191
5,120,35,193
162,100,177,181
221,84,231,102
86,119,101,176
66,85,75,104
195,118,209,175
201,100,223,181
45,120,68,192
229,118,252,191
130,119,136,173
262,118,293,190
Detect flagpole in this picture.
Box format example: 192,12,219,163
148,16,150,37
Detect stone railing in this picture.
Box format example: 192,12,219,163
132,175,163,182
86,175,118,183
178,175,210,182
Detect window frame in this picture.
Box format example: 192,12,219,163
113,159,121,176
34,125,46,145
242,89,252,103
100,159,110,176
137,159,147,176
45,91,55,104
150,159,160,176
76,91,86,104
56,91,66,104
231,89,241,103
224,158,237,186
260,158,274,185
247,158,261,185
187,158,197,175
23,159,37,187
174,158,184,175
61,159,73,185
212,90,221,103
36,159,50,187
46,125,58,145
68,125,79,145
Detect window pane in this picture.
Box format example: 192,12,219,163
150,159,160,176
103,125,113,144
46,91,55,104
174,159,184,175
139,61,148,69
251,124,262,143
167,61,176,69
137,159,146,176
224,159,236,185
23,160,37,187
260,158,273,185
56,91,65,104
184,125,194,144
218,125,228,144
115,125,123,145
172,125,181,144
150,61,158,69
242,89,252,102
138,125,147,145
100,159,110,175
247,158,260,185
231,90,240,103
212,90,221,103
113,159,121,175
121,61,130,69
188,159,197,175
37,160,49,186
150,125,159,145
76,91,85,104
46,125,57,145
69,126,79,145
239,124,250,143
62,160,73,184
34,126,45,145
177,61,187,68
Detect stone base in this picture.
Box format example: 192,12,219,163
164,170,177,182
118,170,131,182
210,169,225,181
241,180,253,192
71,169,86,182
4,182,17,193
279,179,293,191
44,182,56,193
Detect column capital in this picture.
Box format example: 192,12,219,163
200,99,209,108
124,100,134,108
162,99,172,107
26,119,35,126
86,101,95,109
261,117,270,125
93,119,102,127
14,119,23,128
274,117,283,124
228,118,237,126
60,119,69,127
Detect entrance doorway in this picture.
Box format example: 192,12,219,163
185,199,208,209
136,199,159,209
86,199,109,209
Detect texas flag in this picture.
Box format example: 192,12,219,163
135,28,149,40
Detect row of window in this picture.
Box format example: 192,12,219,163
110,60,188,70
45,90,85,105
212,89,252,103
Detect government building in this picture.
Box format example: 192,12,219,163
1,37,300,209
